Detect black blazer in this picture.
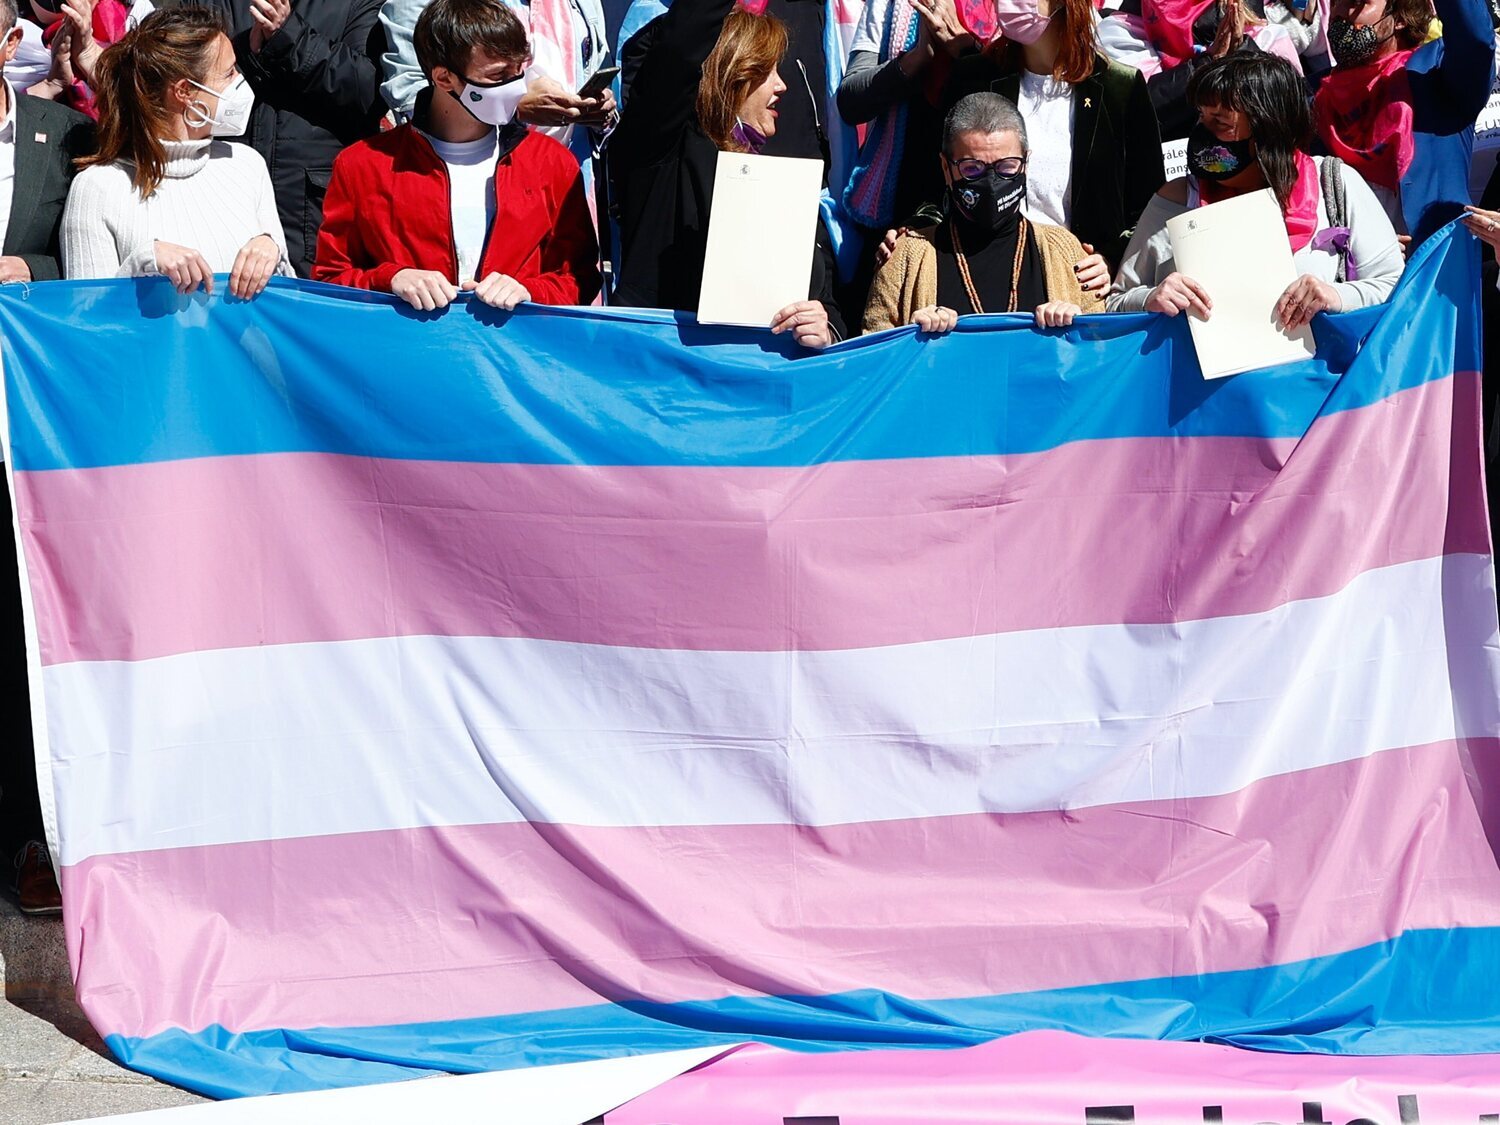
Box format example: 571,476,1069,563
945,53,1166,270
6,94,93,281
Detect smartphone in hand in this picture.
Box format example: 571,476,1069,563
577,66,620,101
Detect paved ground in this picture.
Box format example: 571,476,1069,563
0,998,206,1123
0,895,208,1123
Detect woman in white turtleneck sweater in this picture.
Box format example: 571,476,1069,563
61,8,291,297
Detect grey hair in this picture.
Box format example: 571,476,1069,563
0,0,16,35
942,92,1029,156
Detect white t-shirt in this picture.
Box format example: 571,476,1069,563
1017,70,1075,229
421,130,498,282
851,0,891,56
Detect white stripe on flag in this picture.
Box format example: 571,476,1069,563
44,554,1500,866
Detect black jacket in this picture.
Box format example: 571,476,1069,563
200,0,386,276
945,52,1165,270
610,0,844,332
757,0,829,176
6,94,93,281
620,0,828,174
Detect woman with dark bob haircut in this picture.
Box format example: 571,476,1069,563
1108,51,1402,332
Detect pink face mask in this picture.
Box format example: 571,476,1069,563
991,0,1055,44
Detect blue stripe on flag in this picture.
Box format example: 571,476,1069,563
0,225,1477,473
106,925,1500,1099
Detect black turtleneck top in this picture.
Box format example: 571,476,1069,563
934,210,1049,315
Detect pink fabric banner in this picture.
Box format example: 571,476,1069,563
607,1031,1500,1123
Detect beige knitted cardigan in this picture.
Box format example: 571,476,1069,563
862,222,1106,334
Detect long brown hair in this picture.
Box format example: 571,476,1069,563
78,8,227,198
1049,0,1099,84
695,8,788,151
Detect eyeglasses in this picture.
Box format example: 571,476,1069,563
945,155,1027,181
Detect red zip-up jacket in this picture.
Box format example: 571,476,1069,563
313,117,600,305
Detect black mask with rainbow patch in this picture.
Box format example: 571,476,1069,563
1186,124,1256,183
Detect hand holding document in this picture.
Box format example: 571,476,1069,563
1164,188,1316,379
697,152,823,329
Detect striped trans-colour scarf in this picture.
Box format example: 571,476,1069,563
842,0,922,228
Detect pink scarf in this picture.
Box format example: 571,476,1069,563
1141,0,1215,70
957,0,999,41
1313,48,1417,192
1199,150,1321,252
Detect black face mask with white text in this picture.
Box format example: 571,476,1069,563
949,171,1028,235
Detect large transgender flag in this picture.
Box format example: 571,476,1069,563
2,224,1500,1105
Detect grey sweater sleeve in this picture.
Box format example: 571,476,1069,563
1107,170,1405,315
836,49,922,126
1106,193,1183,312
378,0,426,116
1329,162,1404,311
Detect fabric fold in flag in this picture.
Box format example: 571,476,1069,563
1,223,1496,1100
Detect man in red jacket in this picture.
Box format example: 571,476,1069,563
313,0,600,310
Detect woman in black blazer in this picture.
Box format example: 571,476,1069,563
942,0,1166,284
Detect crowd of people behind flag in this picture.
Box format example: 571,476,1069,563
0,0,1496,916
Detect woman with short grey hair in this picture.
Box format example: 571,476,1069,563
862,91,1103,334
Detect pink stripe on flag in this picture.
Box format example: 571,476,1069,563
62,740,1500,1041
604,1032,1500,1124
17,375,1485,666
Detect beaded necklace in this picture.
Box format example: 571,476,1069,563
950,216,1029,315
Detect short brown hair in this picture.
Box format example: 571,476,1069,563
413,0,528,81
695,8,787,152
1387,0,1433,49
79,8,226,198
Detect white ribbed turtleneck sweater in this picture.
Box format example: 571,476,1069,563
62,138,292,280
